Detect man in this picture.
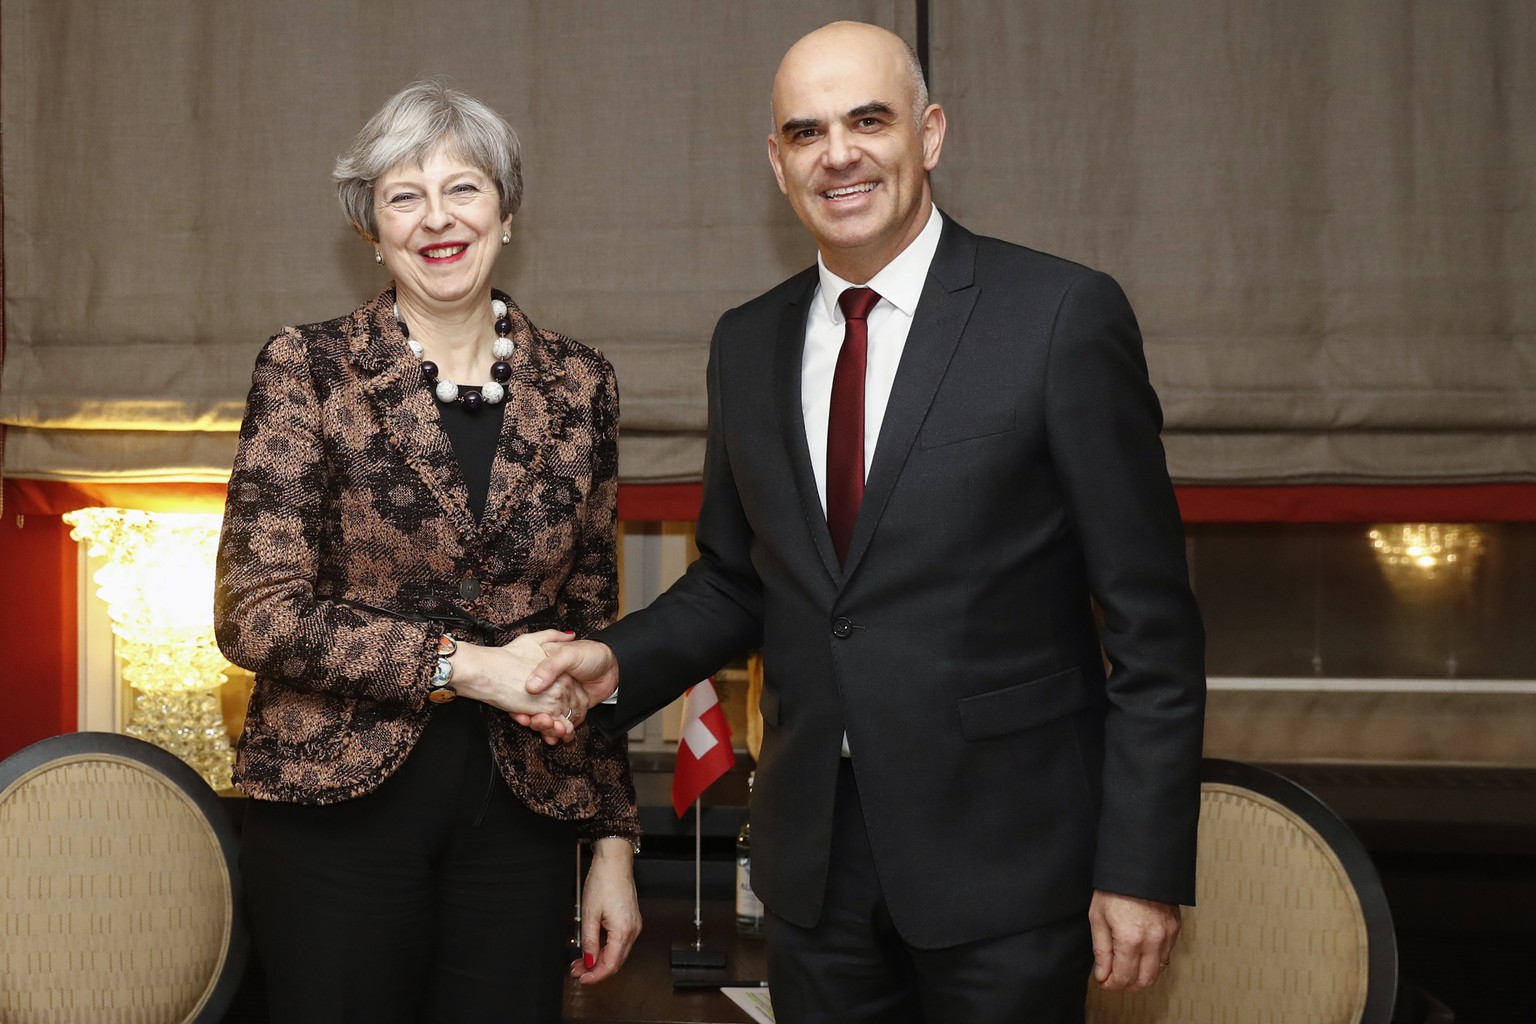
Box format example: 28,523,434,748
530,20,1205,1023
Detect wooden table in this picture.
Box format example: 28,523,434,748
564,898,769,1023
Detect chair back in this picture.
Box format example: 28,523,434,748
1086,758,1399,1024
0,731,247,1023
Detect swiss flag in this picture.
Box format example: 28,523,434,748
671,679,736,817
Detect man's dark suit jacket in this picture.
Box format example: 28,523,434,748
600,214,1206,949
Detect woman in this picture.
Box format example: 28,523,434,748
214,80,640,1023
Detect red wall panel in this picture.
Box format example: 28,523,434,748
0,482,77,758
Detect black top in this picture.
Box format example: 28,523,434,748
437,392,505,521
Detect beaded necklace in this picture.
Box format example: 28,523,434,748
398,298,515,412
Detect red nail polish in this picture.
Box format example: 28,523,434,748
583,953,596,969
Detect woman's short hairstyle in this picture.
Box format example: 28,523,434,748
334,80,523,240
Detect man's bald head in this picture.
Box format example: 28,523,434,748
772,21,929,130
764,19,947,282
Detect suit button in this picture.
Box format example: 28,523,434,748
458,577,482,601
832,617,854,639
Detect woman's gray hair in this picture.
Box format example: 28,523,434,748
334,80,523,240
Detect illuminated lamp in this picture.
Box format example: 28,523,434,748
1366,523,1486,597
63,507,234,791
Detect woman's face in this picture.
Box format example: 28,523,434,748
373,143,511,311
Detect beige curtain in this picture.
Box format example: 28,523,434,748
3,1,1532,485
932,1,1535,483
0,0,913,483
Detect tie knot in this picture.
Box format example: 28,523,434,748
838,286,881,323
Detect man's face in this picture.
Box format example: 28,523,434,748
767,27,945,283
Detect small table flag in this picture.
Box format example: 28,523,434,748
672,679,736,817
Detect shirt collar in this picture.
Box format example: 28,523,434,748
815,204,944,323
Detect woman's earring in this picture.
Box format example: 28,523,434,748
374,250,384,265
501,233,511,245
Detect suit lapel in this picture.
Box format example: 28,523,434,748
841,219,980,578
771,271,846,581
351,291,479,543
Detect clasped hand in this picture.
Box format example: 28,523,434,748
446,629,580,722
508,637,620,744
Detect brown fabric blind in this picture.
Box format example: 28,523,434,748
0,0,913,483
931,1,1536,484
2,1,1532,485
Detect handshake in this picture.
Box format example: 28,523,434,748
454,631,619,744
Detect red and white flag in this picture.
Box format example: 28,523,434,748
671,679,736,817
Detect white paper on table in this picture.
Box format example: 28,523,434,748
721,985,776,1023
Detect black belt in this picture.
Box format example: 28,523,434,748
334,596,561,646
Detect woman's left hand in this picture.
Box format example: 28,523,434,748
570,838,642,985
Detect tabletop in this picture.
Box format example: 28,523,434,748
564,898,770,1024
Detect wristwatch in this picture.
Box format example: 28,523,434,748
428,634,458,703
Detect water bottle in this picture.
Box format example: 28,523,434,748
736,771,765,935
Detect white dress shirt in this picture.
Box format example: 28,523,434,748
802,204,945,514
801,204,943,757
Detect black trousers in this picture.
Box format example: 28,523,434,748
764,760,1092,1024
239,699,576,1024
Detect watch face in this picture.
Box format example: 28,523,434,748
428,687,457,704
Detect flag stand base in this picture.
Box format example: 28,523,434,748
670,940,728,969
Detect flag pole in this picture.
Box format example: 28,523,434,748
573,841,583,954
692,796,704,948
670,793,727,969
669,680,730,970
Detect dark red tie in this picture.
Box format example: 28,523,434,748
827,286,881,565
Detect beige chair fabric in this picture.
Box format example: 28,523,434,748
0,733,245,1024
1087,761,1391,1024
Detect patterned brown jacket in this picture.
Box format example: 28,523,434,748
214,287,638,843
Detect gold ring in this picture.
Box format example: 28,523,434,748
563,708,575,722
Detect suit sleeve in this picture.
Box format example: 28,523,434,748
214,330,438,708
597,310,765,732
1044,271,1207,906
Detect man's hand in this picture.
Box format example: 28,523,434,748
1089,890,1181,991
512,639,621,744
